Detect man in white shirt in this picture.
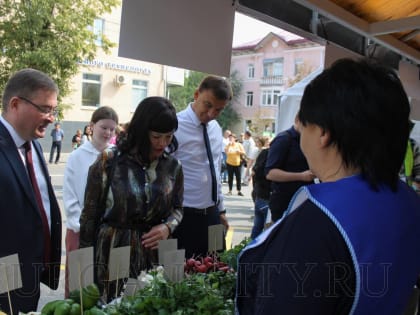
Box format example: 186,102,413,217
173,75,232,258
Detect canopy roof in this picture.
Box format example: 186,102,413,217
238,0,420,68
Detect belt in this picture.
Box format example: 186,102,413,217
183,206,217,215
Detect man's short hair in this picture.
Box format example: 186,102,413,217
198,75,233,101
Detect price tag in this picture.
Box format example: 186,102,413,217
163,249,185,283
208,224,224,252
0,254,22,294
108,246,130,281
68,247,94,291
158,239,178,265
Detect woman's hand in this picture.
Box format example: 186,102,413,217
141,223,170,250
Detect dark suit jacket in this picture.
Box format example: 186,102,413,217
0,122,62,314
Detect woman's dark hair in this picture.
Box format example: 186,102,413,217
119,96,178,164
83,125,91,136
298,58,410,191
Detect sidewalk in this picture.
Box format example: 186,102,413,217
38,154,255,310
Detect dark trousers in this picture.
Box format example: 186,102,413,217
172,207,221,258
269,191,294,222
49,141,62,163
221,152,228,181
227,164,241,192
250,198,269,239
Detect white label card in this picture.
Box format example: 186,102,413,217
163,249,185,283
0,254,22,294
208,224,224,252
158,239,178,265
68,247,94,291
108,246,130,281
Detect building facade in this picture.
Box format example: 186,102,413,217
230,32,324,137
40,6,184,153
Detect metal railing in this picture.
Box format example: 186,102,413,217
260,75,284,86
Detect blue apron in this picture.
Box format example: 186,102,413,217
241,175,420,315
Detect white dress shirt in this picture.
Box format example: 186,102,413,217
63,141,112,232
174,104,224,211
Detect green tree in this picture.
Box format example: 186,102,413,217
168,71,207,112
217,70,242,131
168,70,242,130
0,0,119,117
287,62,313,87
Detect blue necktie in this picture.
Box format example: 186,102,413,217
202,123,217,203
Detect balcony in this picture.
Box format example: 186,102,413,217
260,75,284,86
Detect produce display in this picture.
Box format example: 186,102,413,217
106,268,236,314
41,283,102,315
18,238,251,315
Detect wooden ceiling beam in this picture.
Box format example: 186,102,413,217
294,0,420,64
369,15,420,36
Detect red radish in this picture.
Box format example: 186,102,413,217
186,258,196,268
195,264,208,273
218,266,230,272
203,256,213,264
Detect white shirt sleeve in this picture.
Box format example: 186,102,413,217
63,152,83,232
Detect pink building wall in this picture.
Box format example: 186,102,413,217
230,33,324,136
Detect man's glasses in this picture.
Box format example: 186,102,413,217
18,96,59,117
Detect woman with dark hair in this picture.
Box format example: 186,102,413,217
81,124,93,144
79,97,183,301
236,59,420,315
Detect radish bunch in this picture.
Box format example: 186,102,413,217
184,255,233,274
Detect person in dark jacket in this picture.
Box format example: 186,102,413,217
250,136,271,239
265,121,315,221
79,97,183,301
236,58,420,315
0,68,62,314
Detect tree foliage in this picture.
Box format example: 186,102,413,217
168,70,242,131
168,71,207,112
0,0,119,116
217,70,242,131
286,62,313,87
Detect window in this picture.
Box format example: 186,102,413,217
248,64,255,78
294,58,303,75
263,58,284,77
273,90,281,105
132,79,148,111
262,90,282,106
262,90,272,105
246,91,253,106
88,19,104,46
82,73,101,107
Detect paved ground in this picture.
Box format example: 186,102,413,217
37,153,255,310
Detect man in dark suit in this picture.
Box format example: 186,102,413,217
0,69,62,314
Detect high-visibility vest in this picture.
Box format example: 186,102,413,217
404,139,414,186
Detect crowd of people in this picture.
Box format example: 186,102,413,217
0,59,419,314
